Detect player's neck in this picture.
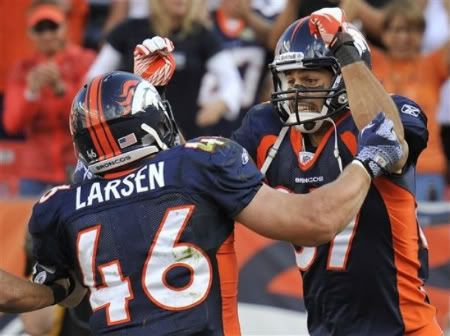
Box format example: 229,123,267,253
305,125,329,147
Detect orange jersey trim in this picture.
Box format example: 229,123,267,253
85,76,106,159
340,130,357,156
374,177,442,336
256,135,277,170
216,233,241,335
289,112,351,171
96,77,121,157
86,76,121,160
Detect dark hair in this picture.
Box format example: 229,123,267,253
382,0,426,33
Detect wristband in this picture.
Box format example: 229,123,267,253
330,32,362,67
351,159,372,180
49,283,68,304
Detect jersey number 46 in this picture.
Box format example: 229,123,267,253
76,205,212,326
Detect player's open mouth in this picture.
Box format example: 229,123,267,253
297,103,318,113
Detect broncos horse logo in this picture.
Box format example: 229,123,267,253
117,79,139,115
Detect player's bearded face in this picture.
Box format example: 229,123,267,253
284,69,333,114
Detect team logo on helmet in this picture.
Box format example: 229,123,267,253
117,79,139,115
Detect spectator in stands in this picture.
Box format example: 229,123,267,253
424,0,450,190
0,0,88,119
266,0,392,51
371,0,449,201
87,0,242,139
2,0,95,197
197,0,284,136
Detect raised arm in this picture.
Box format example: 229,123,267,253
308,8,408,170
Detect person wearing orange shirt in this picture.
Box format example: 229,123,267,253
2,2,95,196
0,0,88,107
371,0,449,201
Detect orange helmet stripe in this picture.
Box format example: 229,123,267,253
86,75,124,160
96,78,121,157
85,77,106,160
88,76,112,159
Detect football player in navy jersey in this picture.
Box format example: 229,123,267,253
0,69,403,335
232,7,442,336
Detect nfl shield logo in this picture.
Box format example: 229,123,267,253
299,151,314,165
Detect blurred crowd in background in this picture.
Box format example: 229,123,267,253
0,0,448,201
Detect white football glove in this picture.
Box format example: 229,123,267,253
134,36,176,86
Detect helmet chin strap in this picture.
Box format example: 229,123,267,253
328,118,344,173
294,102,330,133
295,117,324,133
259,116,344,176
298,117,343,173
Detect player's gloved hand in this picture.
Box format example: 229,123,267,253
309,7,346,48
32,263,87,307
309,7,366,66
355,112,403,178
133,36,176,86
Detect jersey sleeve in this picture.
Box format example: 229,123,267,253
184,137,264,218
232,104,271,161
392,95,429,165
28,191,71,280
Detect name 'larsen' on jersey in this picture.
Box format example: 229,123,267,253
76,162,165,210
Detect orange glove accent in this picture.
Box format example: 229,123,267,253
308,7,346,47
134,37,176,86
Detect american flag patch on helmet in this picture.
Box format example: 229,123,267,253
118,133,138,149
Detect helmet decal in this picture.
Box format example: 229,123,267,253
85,75,121,160
117,79,139,115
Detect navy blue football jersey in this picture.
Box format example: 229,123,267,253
29,137,262,336
232,96,442,335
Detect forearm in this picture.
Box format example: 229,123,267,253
342,62,404,137
0,269,54,313
282,162,371,246
341,62,408,170
237,162,370,247
307,162,371,241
